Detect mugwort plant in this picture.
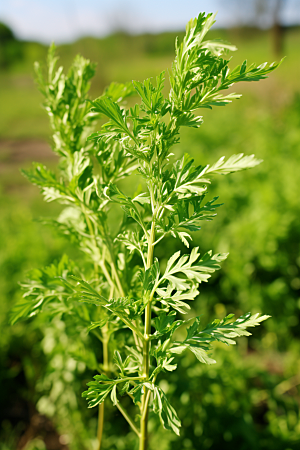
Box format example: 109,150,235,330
11,12,280,450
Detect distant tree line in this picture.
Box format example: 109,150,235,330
0,22,23,68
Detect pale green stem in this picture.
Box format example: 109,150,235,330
99,260,143,342
139,221,155,450
110,260,125,297
83,209,99,278
82,209,104,450
140,390,152,423
107,246,142,349
97,403,105,450
99,260,114,287
96,286,113,450
116,402,141,437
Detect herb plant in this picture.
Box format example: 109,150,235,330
11,12,280,450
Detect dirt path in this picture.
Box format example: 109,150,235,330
0,139,59,194
0,139,57,167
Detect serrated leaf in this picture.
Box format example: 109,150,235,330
89,97,132,138
87,318,108,332
156,284,199,314
11,255,77,324
104,183,147,232
160,195,222,241
189,346,216,364
174,313,271,365
204,153,263,176
169,154,210,200
159,247,227,290
116,230,147,262
82,379,114,408
133,71,165,112
170,12,279,113
153,311,182,338
153,386,181,435
103,81,136,103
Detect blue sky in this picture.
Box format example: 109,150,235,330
1,0,300,44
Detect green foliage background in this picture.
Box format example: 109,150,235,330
0,23,300,450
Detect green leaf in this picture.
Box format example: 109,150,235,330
22,162,89,204
160,247,228,290
161,356,177,372
171,313,271,365
104,183,147,232
82,376,114,408
113,351,124,375
186,316,201,340
171,154,210,197
153,386,181,435
10,299,37,326
110,384,119,406
116,230,147,263
114,349,141,376
203,153,263,175
128,384,143,405
105,296,146,320
153,311,182,338
11,255,77,324
170,318,216,364
227,60,282,84
87,318,108,332
125,346,143,367
202,39,237,56
170,12,279,113
71,276,107,306
103,81,136,103
132,72,165,113
88,97,135,143
175,111,203,128
137,259,161,302
160,196,223,239
73,277,145,328
94,374,114,382
156,284,199,314
188,346,216,364
198,312,271,345
22,163,72,203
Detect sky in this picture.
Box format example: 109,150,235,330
1,0,300,44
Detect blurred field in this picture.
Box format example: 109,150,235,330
1,25,300,450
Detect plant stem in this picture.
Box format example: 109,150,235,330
96,286,113,450
108,246,142,349
97,403,105,450
116,402,141,437
139,221,155,450
110,259,125,297
96,330,108,450
83,209,99,278
100,260,114,287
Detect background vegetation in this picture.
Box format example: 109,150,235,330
0,21,300,450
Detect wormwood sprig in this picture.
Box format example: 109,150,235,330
11,12,279,450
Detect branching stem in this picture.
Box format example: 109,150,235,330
116,401,141,437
